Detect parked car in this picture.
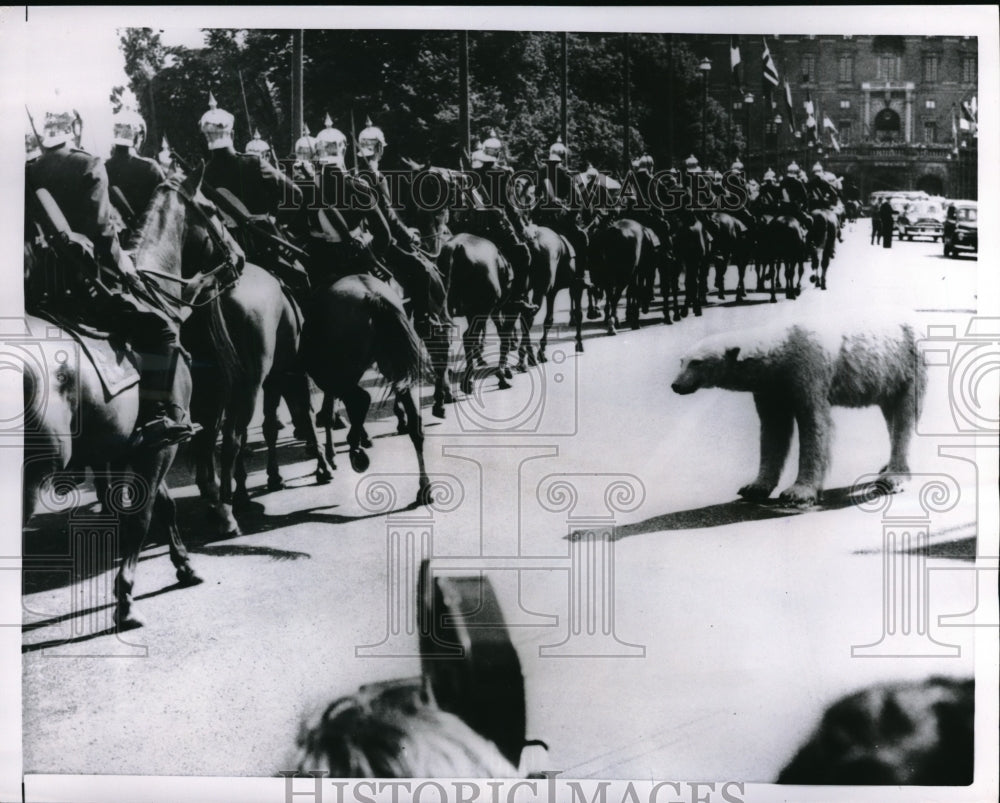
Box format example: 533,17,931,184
943,200,977,257
897,199,946,241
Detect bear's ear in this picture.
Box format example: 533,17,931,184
725,346,740,363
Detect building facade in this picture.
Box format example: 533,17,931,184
697,34,979,200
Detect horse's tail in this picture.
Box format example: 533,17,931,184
207,295,243,399
367,287,430,393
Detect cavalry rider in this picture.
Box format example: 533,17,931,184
290,126,318,184
778,161,813,229
467,130,536,314
199,93,309,291
25,100,199,450
755,167,783,213
354,117,444,335
626,153,673,256
534,136,590,284
244,129,274,166
680,154,714,247
306,113,391,289
104,104,164,242
726,160,757,230
806,161,840,210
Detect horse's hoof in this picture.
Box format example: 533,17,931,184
460,380,473,396
114,609,145,631
396,423,408,436
770,297,777,304
538,352,548,363
809,274,818,285
233,492,251,512
360,433,373,449
442,388,454,403
476,357,488,368
574,342,584,353
694,309,703,317
219,523,242,539
267,476,286,492
526,352,538,368
586,310,601,320
497,374,512,390
515,363,527,374
432,403,446,419
324,447,336,465
503,367,513,379
416,483,434,507
176,565,204,587
349,448,370,474
315,467,333,485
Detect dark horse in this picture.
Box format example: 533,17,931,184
704,212,752,302
762,215,809,301
671,212,711,317
21,170,236,628
296,273,433,506
588,218,656,333
807,207,840,291
517,222,585,365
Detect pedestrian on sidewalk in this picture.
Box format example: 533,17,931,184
879,201,895,249
870,210,881,245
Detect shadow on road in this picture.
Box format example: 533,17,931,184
598,485,863,542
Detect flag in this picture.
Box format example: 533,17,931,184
829,131,841,153
803,89,817,143
762,37,779,88
961,96,978,136
952,107,959,149
782,78,795,133
822,115,837,133
730,36,743,92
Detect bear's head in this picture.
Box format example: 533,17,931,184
671,342,742,394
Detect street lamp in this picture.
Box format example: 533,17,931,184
744,92,754,173
699,57,711,163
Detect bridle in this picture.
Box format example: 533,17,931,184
136,178,244,310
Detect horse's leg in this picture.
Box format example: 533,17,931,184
492,310,513,390
153,481,202,586
232,428,251,513
112,448,172,629
344,385,372,473
216,409,242,536
715,254,727,300
283,371,335,481
261,375,285,492
460,316,482,395
398,387,432,506
540,289,558,361
429,327,450,419
316,394,337,463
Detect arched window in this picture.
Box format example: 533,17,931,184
874,107,901,142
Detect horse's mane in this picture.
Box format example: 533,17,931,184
132,186,186,275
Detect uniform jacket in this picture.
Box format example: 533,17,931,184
356,166,411,245
204,149,302,218
104,147,164,223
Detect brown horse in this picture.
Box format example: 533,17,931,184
517,222,584,366
763,215,809,301
588,218,655,334
296,273,433,506
807,207,840,291
137,187,336,538
704,212,752,301
21,170,237,628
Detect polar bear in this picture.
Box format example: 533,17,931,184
670,313,926,505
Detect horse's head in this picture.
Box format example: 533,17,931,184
133,162,243,310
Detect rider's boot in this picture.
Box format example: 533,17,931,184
507,242,538,315
129,315,201,451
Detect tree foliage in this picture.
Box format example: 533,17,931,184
119,28,736,172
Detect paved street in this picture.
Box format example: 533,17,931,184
21,224,987,784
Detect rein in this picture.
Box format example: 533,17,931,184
136,180,243,310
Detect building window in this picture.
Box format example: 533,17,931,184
876,55,901,81
923,121,937,144
838,55,854,83
802,55,816,82
839,121,852,145
839,99,851,109
961,55,977,83
922,54,939,82
733,101,743,111
925,99,936,110
842,35,853,40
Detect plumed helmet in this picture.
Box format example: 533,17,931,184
812,161,823,174
469,149,487,169
112,105,146,149
315,113,347,166
684,154,701,173
666,165,680,177
712,170,724,183
199,92,235,151
786,161,800,176
548,136,568,163
482,130,503,161
358,117,386,159
637,153,654,172
245,129,271,160
158,136,173,168
730,159,744,172
38,97,81,148
763,167,777,183
294,125,316,162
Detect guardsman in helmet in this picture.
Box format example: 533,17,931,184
25,98,199,450
354,117,446,334
307,113,391,288
104,104,165,243
291,126,317,183
625,153,673,264
806,161,839,210
468,130,536,315
244,129,274,165
778,161,812,229
199,92,308,290
535,136,590,285
725,159,756,230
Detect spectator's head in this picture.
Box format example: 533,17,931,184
777,676,974,785
293,680,521,778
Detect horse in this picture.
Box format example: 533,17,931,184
670,212,711,317
296,273,433,506
517,222,584,366
704,212,752,302
20,169,236,628
137,188,335,539
763,215,809,301
588,218,654,334
807,207,840,291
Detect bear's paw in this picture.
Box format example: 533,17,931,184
738,481,775,502
778,482,820,507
